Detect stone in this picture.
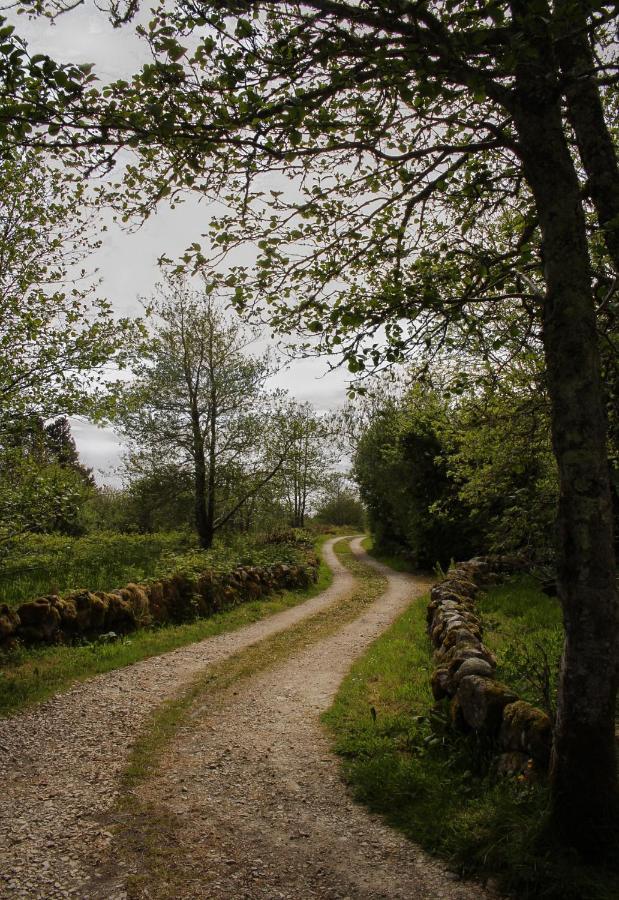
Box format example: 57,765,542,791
442,626,482,651
70,590,108,633
499,700,552,766
449,696,469,732
493,751,531,777
446,646,497,675
444,577,479,598
0,603,19,642
430,667,451,700
433,632,483,665
146,581,169,622
121,584,151,626
457,675,518,733
103,593,136,634
16,598,61,643
52,596,78,632
452,657,495,685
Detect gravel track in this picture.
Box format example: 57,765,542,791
0,537,357,899
95,539,496,900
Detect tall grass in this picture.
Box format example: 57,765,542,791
478,576,564,715
0,531,195,607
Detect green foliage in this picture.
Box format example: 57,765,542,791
0,530,193,606
274,400,339,527
153,531,316,581
314,473,365,528
444,362,558,560
0,416,95,552
0,415,98,551
0,526,316,609
353,361,559,565
0,150,136,423
315,491,365,528
0,149,137,551
353,385,475,569
324,589,618,899
82,469,195,535
112,274,288,546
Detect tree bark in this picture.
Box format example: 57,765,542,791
193,438,211,549
205,402,217,549
510,2,618,854
191,401,211,549
554,0,619,272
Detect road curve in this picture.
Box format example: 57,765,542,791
0,537,358,899
91,538,496,900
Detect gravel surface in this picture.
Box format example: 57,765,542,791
90,540,497,900
0,537,356,900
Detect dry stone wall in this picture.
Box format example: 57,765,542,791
427,556,553,775
0,555,319,649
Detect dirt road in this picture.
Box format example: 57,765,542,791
0,538,494,900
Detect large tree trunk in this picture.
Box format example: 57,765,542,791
511,1,618,856
205,426,216,548
554,0,619,272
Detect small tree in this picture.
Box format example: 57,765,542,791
0,415,94,547
275,401,338,528
315,474,365,529
354,385,476,569
115,276,289,548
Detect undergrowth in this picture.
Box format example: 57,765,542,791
478,575,563,716
361,535,419,574
324,574,618,900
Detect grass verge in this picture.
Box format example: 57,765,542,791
323,574,618,900
0,531,193,607
0,536,334,718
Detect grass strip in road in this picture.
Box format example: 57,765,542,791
324,577,619,900
122,538,382,790
0,536,335,718
114,539,387,897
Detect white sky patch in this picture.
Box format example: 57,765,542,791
9,3,354,483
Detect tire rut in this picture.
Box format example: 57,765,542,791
0,537,358,900
103,539,497,900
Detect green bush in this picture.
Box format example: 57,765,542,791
353,386,476,569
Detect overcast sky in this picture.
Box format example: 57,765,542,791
11,3,352,483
